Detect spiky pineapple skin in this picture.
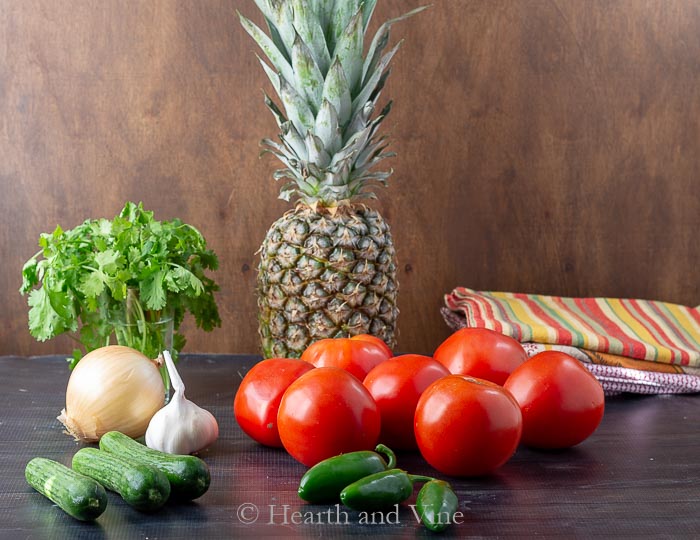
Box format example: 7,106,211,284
257,205,398,358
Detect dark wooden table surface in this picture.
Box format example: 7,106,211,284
2,354,699,539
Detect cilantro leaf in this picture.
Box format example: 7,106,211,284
94,249,120,273
79,270,107,298
140,269,167,311
28,287,62,341
20,256,39,294
166,265,204,295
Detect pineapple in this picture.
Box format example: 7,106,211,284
239,0,424,358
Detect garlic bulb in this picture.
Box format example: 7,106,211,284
58,345,165,442
145,351,219,454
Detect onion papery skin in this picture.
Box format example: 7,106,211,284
58,345,165,442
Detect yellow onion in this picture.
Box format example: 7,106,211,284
58,345,165,442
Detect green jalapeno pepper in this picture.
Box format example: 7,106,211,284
298,444,397,503
339,468,434,511
416,479,459,532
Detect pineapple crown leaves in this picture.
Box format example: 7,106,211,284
239,0,427,206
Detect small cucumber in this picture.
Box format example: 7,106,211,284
72,447,170,512
99,431,211,500
25,457,107,521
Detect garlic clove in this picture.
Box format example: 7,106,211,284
145,351,219,455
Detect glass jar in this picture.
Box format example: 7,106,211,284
108,288,174,401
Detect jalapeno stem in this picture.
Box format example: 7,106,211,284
407,473,435,484
374,444,397,469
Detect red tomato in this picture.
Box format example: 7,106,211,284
301,337,391,381
233,358,314,447
277,367,381,466
504,351,605,449
363,354,449,450
350,334,393,358
434,327,527,385
415,375,522,477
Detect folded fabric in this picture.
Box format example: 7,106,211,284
521,343,700,396
443,287,700,367
442,287,700,395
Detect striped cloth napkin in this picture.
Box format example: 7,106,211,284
442,287,700,395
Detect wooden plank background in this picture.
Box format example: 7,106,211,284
2,0,699,357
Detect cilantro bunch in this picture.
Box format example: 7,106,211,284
20,202,221,368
